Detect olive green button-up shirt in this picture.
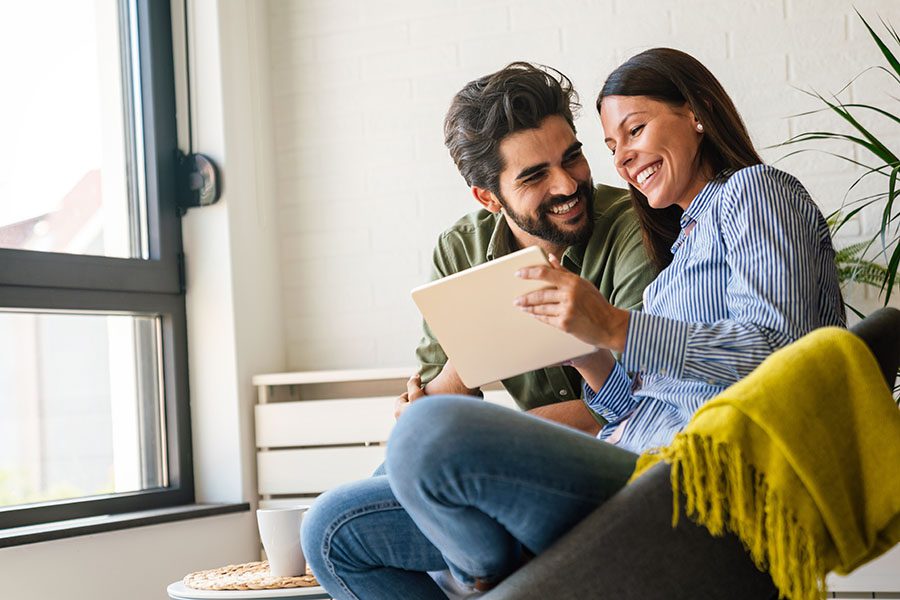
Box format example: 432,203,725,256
415,184,655,411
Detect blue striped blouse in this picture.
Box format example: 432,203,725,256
585,164,846,453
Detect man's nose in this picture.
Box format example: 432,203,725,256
548,166,578,197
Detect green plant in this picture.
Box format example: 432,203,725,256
781,10,900,306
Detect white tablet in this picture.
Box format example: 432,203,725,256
411,245,596,389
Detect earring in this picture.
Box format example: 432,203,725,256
696,123,704,132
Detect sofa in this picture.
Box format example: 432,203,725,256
484,307,900,600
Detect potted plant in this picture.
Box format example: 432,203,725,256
781,10,899,318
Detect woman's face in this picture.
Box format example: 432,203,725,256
600,95,710,211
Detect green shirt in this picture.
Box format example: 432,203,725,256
415,184,655,411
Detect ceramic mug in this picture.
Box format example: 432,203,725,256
257,506,309,577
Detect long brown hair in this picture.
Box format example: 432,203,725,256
597,48,763,270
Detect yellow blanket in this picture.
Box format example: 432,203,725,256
631,327,900,600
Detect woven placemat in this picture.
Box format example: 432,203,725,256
183,560,319,591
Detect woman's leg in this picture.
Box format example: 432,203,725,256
301,475,451,600
386,395,638,588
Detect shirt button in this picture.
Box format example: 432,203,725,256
707,379,716,386
559,389,568,396
659,368,668,376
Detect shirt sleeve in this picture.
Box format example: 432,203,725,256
414,236,457,384
621,167,831,387
582,361,639,422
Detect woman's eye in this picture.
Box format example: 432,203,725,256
609,148,616,156
630,125,645,136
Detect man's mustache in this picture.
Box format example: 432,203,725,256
539,183,592,215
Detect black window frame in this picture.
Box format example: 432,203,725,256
0,0,193,530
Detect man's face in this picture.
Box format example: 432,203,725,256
493,115,594,249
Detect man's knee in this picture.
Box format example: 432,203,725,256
386,395,477,478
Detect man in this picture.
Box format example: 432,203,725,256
304,62,653,599
396,61,653,433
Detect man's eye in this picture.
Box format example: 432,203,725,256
630,125,645,136
563,151,583,164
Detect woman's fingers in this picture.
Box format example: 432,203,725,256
547,253,566,271
520,303,560,316
516,264,569,283
515,287,562,307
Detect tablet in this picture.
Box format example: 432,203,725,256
411,245,596,389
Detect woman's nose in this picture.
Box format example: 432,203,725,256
615,145,635,170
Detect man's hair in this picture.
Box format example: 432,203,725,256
443,62,580,195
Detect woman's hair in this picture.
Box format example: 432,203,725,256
597,48,763,270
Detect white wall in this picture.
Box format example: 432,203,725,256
269,0,900,371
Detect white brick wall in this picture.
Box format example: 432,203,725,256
265,0,900,371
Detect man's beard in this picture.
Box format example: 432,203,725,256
498,180,595,247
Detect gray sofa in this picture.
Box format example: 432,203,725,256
485,307,900,600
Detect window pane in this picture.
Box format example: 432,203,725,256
0,312,165,508
0,0,147,259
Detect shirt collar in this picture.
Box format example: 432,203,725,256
671,170,731,253
486,212,586,273
486,214,515,261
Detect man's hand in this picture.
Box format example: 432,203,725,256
515,254,630,353
394,374,426,420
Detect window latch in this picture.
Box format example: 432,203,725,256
177,151,221,215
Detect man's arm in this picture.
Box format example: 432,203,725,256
528,400,601,435
423,360,478,396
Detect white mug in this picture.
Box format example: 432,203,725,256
257,506,309,577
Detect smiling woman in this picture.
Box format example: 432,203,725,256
597,47,764,271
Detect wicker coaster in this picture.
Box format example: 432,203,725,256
183,560,319,591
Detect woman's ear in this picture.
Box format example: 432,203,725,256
472,186,503,213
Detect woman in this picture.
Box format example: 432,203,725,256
303,49,845,599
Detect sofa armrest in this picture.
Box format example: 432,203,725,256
484,462,777,600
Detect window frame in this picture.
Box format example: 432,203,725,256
0,0,194,530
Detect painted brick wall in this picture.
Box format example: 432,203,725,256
266,0,900,371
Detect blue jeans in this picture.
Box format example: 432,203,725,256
302,396,638,600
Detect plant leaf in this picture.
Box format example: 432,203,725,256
857,9,900,80
845,302,867,320
882,240,900,304
883,164,900,253
841,104,900,128
816,93,899,164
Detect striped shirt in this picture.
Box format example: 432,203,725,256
584,165,845,453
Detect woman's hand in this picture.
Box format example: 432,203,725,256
515,254,630,353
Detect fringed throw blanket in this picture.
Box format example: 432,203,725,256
631,327,900,600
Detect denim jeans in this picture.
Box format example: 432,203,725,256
302,395,638,600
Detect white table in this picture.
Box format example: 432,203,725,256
167,581,330,599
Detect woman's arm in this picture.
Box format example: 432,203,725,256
515,255,639,421
619,167,842,387
515,167,842,392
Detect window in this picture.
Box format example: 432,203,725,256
0,0,192,530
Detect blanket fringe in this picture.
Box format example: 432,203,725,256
635,436,828,600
